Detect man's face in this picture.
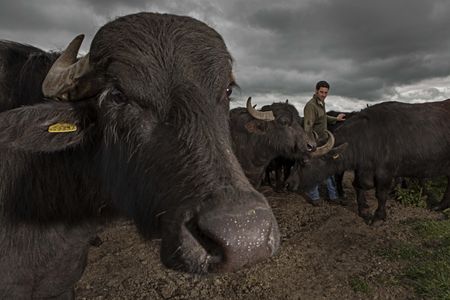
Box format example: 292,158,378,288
315,87,329,101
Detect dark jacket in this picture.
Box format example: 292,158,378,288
303,94,337,142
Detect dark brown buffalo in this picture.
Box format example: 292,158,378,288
0,13,280,298
230,98,334,188
287,100,450,223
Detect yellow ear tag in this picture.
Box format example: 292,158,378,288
48,123,78,133
332,154,340,160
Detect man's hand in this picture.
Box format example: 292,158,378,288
337,113,346,121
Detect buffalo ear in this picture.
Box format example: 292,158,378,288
244,120,268,135
328,143,348,160
0,101,96,152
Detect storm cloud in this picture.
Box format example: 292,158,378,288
1,0,449,111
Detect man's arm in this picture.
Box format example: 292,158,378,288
326,115,338,125
327,113,345,125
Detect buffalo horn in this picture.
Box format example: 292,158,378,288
310,130,335,157
42,34,91,100
246,97,275,121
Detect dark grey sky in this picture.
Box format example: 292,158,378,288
1,0,449,112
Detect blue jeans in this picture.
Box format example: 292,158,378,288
307,176,338,201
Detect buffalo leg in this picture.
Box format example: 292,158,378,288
285,164,300,192
353,171,372,223
263,169,271,187
335,172,345,198
278,162,292,192
373,175,392,223
274,166,283,192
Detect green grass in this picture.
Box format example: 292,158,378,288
349,277,371,294
394,176,447,208
376,242,420,261
378,177,449,298
377,219,450,299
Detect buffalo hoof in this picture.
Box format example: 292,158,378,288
358,208,372,224
373,210,386,221
369,217,385,227
364,210,386,226
361,216,380,226
360,214,372,225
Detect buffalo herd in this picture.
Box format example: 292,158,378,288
0,11,449,299
286,100,450,224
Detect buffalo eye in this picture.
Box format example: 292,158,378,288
226,86,233,97
226,80,237,99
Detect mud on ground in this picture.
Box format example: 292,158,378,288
75,172,443,299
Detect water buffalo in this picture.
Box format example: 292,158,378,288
287,100,450,223
0,12,280,298
264,156,295,192
230,98,333,188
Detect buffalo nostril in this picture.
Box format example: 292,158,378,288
184,217,224,269
307,143,316,152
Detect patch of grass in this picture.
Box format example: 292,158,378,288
394,178,426,207
404,257,450,299
425,176,450,206
349,277,370,294
443,208,450,219
376,243,420,261
394,176,447,208
407,220,450,299
377,219,450,299
412,219,450,241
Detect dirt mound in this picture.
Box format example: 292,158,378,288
75,172,441,299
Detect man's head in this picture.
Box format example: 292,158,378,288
315,80,330,102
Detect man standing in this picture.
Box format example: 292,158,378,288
303,80,345,206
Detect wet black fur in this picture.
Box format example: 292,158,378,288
290,100,450,223
0,13,278,298
229,102,312,187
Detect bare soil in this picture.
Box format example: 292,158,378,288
75,172,442,299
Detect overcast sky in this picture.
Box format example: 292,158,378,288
1,0,450,113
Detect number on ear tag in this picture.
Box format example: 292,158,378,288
48,123,77,133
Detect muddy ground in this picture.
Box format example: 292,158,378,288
75,172,443,299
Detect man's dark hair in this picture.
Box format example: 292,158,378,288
315,80,330,90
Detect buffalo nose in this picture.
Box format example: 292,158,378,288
307,142,316,152
160,191,280,274
195,205,280,272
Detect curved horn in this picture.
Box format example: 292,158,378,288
310,130,335,157
312,130,319,141
42,34,91,100
246,97,275,121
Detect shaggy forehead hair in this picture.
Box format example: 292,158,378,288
89,12,233,117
